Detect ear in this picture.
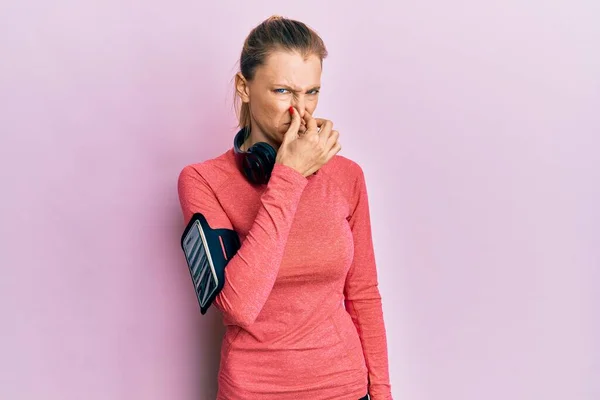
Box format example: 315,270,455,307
235,72,250,103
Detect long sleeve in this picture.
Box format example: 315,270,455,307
177,162,308,328
343,164,393,400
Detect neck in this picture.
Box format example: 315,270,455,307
241,123,281,152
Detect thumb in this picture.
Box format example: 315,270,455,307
282,106,301,144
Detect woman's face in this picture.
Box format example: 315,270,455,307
236,50,322,150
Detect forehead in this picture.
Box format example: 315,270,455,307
254,50,322,88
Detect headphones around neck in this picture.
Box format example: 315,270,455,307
233,126,277,185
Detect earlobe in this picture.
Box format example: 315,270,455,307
235,73,250,103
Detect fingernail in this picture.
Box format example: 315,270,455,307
289,106,294,115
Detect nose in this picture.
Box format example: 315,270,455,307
291,97,306,119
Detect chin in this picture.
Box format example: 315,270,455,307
277,124,306,136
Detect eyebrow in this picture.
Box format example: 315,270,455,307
272,84,321,92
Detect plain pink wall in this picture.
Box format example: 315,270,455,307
1,1,598,399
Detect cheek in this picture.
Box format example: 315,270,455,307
254,96,286,119
306,98,319,114
266,101,291,126
267,103,287,124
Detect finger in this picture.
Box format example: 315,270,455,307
317,120,333,140
283,106,301,142
326,140,342,160
314,118,327,129
325,129,339,148
303,110,318,133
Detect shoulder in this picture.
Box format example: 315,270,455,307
320,154,367,201
323,154,366,184
178,149,237,193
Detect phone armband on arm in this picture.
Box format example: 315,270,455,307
180,213,241,314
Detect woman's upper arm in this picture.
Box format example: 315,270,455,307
178,164,232,229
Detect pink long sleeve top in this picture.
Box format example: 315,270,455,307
177,147,393,399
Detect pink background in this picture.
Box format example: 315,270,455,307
1,1,598,399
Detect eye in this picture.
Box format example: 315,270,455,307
308,89,320,95
274,88,289,94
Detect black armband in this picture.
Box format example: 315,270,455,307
181,213,241,314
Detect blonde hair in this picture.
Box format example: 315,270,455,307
234,15,328,129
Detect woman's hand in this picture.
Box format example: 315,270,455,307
275,107,341,177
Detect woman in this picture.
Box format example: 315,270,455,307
178,15,392,400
